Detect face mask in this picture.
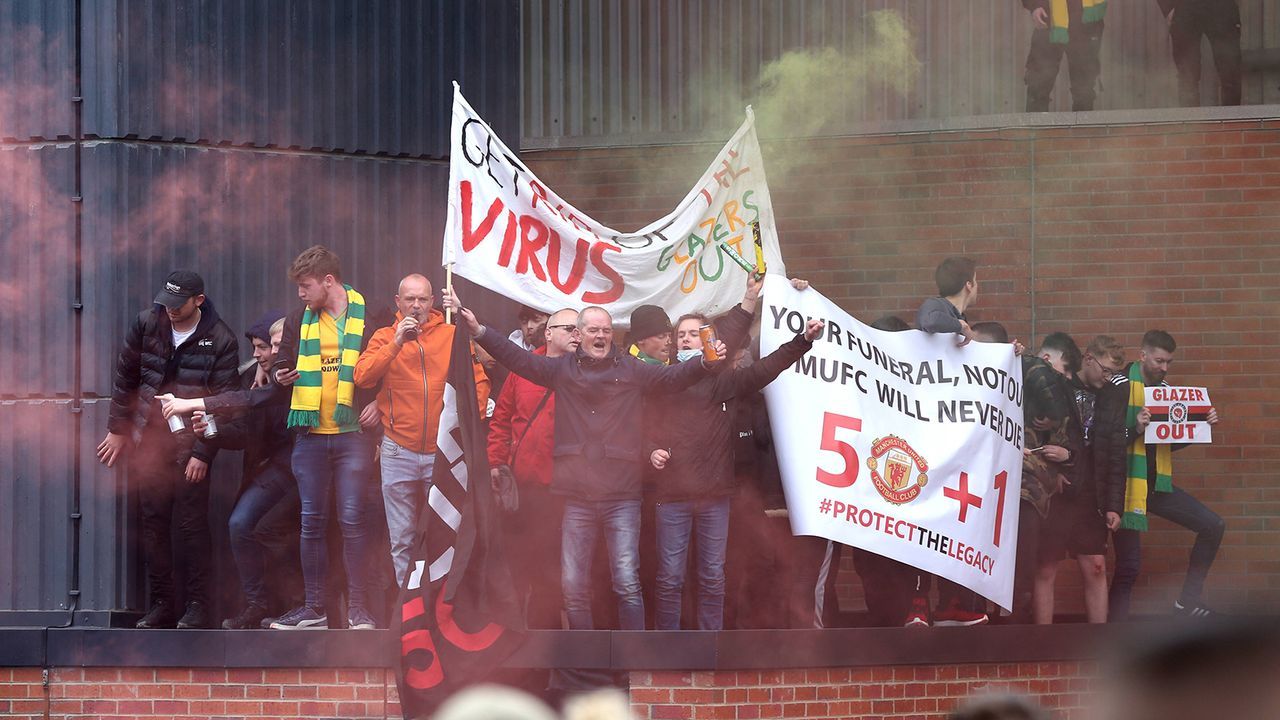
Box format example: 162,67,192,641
676,348,701,363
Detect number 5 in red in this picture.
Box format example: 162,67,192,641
816,412,862,488
991,470,1008,547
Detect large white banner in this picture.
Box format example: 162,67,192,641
442,84,786,325
760,276,1025,610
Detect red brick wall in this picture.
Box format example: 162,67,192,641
630,664,1100,720
1,662,1098,720
0,667,399,719
520,117,1280,616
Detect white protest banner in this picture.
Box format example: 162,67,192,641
442,84,786,325
1144,386,1213,444
759,276,1025,610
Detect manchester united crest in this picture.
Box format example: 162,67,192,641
865,435,929,505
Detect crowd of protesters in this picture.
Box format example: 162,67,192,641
1021,0,1245,112
98,246,1221,633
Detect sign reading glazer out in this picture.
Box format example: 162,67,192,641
1144,386,1214,444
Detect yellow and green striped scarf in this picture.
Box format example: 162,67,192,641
1050,0,1107,44
287,284,365,429
1121,362,1172,531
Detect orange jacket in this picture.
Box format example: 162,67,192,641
354,308,490,454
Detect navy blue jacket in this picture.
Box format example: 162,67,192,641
475,326,708,501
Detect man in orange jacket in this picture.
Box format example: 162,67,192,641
354,273,490,586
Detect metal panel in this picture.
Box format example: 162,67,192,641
75,398,142,614
80,141,516,398
522,0,1280,146
0,400,75,611
79,0,520,158
0,144,75,398
0,0,75,142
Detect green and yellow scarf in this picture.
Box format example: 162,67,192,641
287,284,365,429
1050,0,1107,44
1121,362,1172,531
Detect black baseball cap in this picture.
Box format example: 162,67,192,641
154,270,205,310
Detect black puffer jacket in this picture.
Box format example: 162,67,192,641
107,299,240,463
648,332,814,503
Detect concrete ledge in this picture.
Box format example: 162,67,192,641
521,104,1280,151
0,624,1111,670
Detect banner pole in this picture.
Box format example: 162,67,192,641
445,263,454,325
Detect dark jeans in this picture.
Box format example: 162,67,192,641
1170,2,1242,106
787,534,831,629
1025,22,1105,112
1012,500,1042,623
228,461,301,610
655,497,731,630
291,431,374,611
561,498,644,630
852,548,913,627
1109,486,1225,620
135,427,213,607
503,484,564,629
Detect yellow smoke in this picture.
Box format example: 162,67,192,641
753,10,921,139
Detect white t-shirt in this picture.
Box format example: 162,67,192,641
172,311,201,347
172,325,197,347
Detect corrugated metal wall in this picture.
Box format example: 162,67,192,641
522,0,1280,147
0,0,520,621
81,0,520,157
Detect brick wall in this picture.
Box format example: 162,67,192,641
630,664,1100,720
520,116,1280,616
1,662,1098,720
0,667,400,719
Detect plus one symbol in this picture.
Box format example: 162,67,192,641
943,472,983,523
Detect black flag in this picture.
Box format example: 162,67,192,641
393,328,524,718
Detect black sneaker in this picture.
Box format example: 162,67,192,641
222,604,271,630
270,605,328,629
1174,600,1218,619
177,601,212,629
135,600,178,629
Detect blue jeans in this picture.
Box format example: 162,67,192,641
655,497,731,630
1109,485,1226,620
291,432,374,611
379,436,435,587
561,498,644,630
228,462,300,609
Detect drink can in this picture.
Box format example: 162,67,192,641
202,413,219,439
699,324,720,362
167,413,188,435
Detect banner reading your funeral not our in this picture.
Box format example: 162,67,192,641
759,276,1026,610
442,83,787,325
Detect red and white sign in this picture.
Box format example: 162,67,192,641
759,276,1025,611
1144,386,1213,444
442,84,786,326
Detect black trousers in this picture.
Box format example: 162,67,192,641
502,483,565,630
134,426,213,607
1025,23,1105,112
1170,2,1242,106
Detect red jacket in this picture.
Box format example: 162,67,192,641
487,347,555,486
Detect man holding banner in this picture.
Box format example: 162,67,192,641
1095,330,1223,620
444,289,726,630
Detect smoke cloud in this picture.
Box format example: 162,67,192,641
752,10,921,141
